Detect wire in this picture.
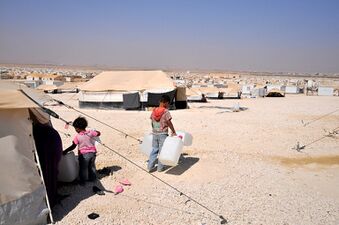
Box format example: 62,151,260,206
302,108,339,127
294,126,339,151
52,99,143,143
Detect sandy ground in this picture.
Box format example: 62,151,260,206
49,93,339,225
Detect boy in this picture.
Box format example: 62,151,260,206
148,95,176,172
63,116,100,185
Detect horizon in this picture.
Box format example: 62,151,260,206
1,0,339,74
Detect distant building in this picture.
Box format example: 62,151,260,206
26,73,63,86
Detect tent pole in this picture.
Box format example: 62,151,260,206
33,147,55,224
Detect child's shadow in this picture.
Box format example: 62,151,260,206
52,165,121,222
165,154,199,175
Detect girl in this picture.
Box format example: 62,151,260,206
63,116,100,185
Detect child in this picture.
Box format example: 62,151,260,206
63,116,101,184
148,95,176,172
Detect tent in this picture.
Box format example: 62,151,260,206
36,84,58,93
266,88,285,97
318,87,334,96
221,83,241,99
79,71,177,109
241,84,254,96
285,86,300,94
186,88,207,102
0,81,55,225
56,82,82,93
197,87,224,99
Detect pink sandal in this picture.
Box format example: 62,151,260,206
114,185,124,195
119,178,131,186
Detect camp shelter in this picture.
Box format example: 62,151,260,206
186,88,206,102
285,86,300,94
0,81,54,225
222,83,241,99
36,84,58,93
267,84,285,92
241,84,254,96
318,87,334,96
79,71,177,109
266,88,285,97
196,87,224,99
56,82,82,93
251,85,266,98
175,87,188,109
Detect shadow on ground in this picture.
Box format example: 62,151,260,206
165,154,199,175
52,165,121,222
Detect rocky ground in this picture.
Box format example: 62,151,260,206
49,93,339,225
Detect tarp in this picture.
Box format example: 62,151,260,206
36,84,57,91
80,71,175,92
147,90,176,107
0,81,39,109
123,92,140,109
0,109,48,224
57,82,82,90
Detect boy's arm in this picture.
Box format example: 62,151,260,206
63,142,77,155
167,120,176,136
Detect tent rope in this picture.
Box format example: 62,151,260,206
293,126,339,151
302,108,339,127
52,99,143,143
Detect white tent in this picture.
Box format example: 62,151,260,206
0,81,52,225
318,87,334,96
241,84,254,96
285,86,300,94
79,71,176,109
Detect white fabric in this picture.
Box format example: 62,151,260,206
0,109,48,224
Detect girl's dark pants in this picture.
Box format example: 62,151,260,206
79,152,97,182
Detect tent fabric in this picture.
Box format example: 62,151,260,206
32,123,62,207
147,90,176,107
0,109,49,224
175,87,187,101
266,89,285,97
36,84,57,91
0,81,39,109
0,186,48,225
80,70,175,92
21,85,53,107
123,92,141,109
0,109,43,204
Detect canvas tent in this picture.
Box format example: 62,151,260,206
79,71,177,109
266,88,285,97
318,87,334,96
0,81,54,225
285,86,300,94
186,88,207,102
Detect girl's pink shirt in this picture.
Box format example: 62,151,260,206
73,130,98,154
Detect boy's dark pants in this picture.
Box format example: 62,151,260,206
79,152,97,182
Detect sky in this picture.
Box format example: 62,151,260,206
0,0,339,73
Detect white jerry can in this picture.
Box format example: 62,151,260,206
58,151,79,182
139,134,153,157
176,131,193,146
159,136,183,166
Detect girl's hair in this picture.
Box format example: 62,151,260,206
73,116,88,130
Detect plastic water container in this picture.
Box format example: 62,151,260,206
58,152,79,182
159,136,183,166
139,134,153,157
176,131,193,146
